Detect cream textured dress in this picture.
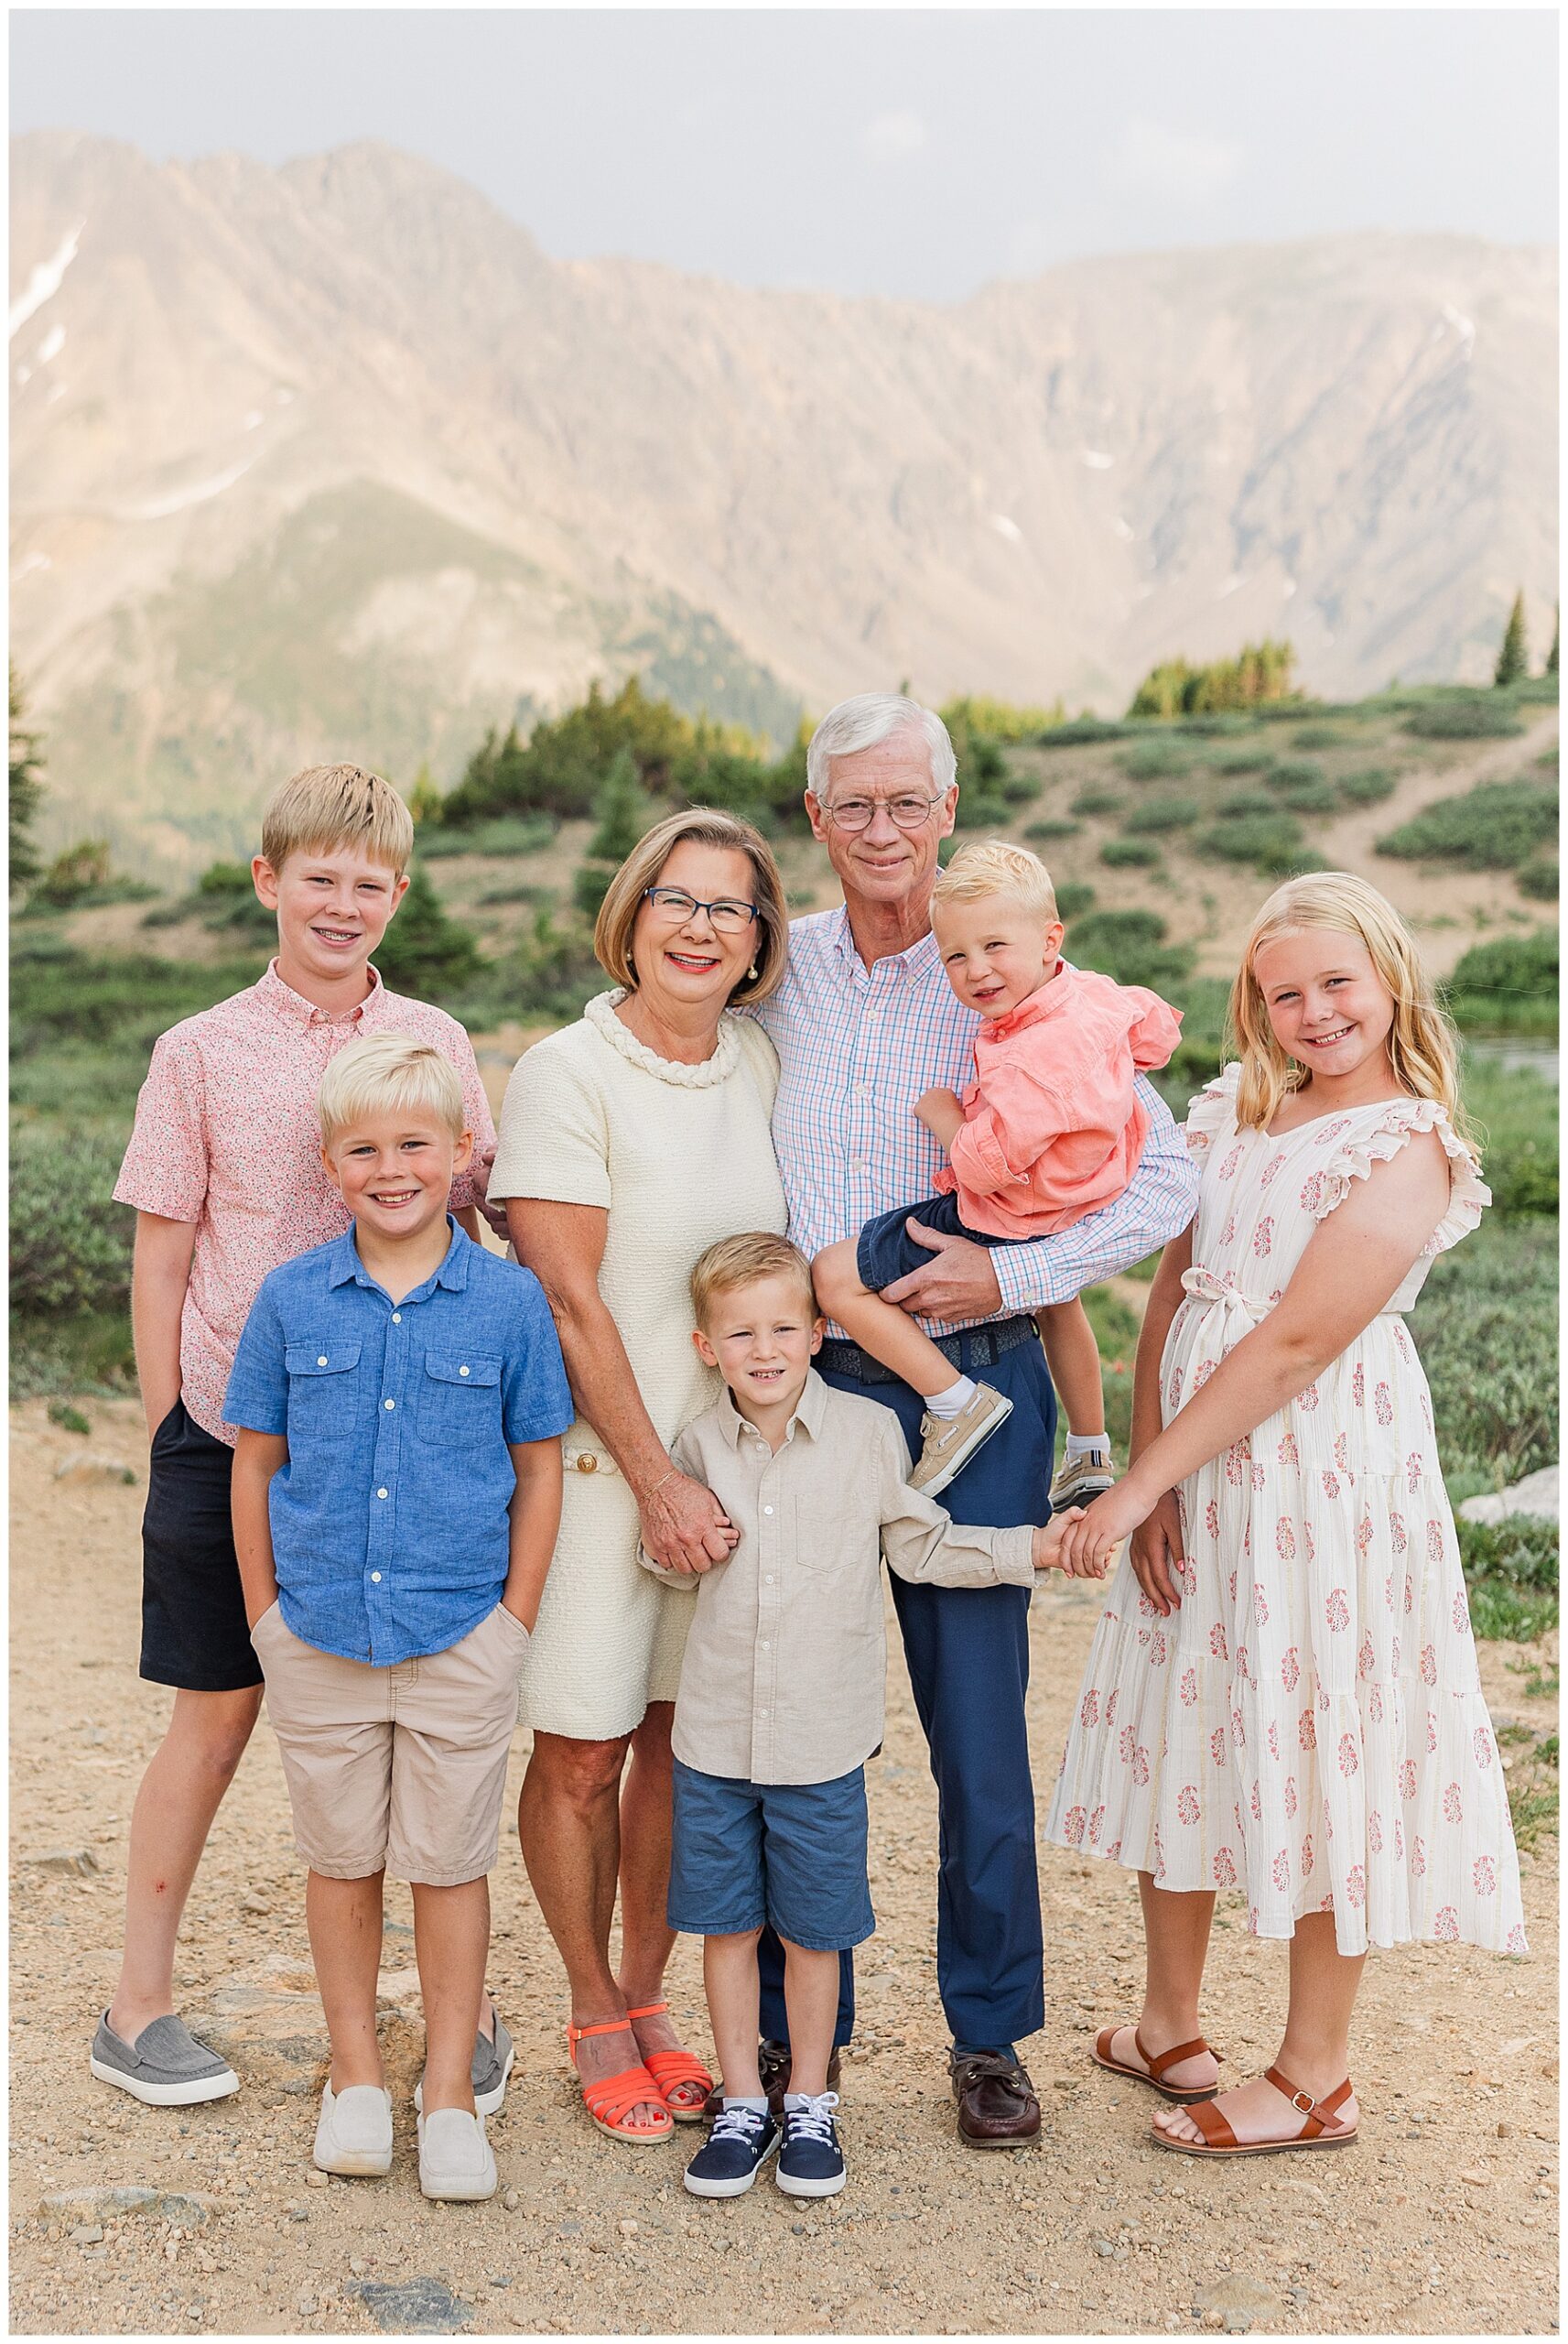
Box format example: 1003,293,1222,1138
489,990,786,1740
1044,1064,1526,1959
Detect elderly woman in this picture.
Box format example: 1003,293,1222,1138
488,808,790,2144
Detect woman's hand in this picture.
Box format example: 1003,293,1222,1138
1126,1487,1186,1617
1057,1470,1177,1601
640,1469,740,1575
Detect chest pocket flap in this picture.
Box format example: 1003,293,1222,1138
284,1341,363,1442
420,1351,503,1445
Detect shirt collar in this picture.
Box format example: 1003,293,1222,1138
981,960,1077,1041
325,1216,471,1298
256,958,389,1031
828,903,943,985
717,1365,828,1449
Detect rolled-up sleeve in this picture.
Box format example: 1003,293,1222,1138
875,1416,1036,1588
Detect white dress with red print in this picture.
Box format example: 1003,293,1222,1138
1044,1062,1526,1959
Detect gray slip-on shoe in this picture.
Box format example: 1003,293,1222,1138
90,2011,239,2106
415,2011,514,2118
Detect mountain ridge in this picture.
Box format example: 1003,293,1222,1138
9,129,1557,874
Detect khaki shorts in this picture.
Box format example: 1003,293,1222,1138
252,1601,531,1886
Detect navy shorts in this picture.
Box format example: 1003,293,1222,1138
139,1398,264,1694
856,1190,1024,1294
667,1760,877,1952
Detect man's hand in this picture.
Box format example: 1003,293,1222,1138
880,1220,1004,1326
639,1470,741,1575
913,1087,965,1149
469,1145,512,1241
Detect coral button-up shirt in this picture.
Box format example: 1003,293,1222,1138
934,964,1183,1242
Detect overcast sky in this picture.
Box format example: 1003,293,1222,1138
11,8,1558,301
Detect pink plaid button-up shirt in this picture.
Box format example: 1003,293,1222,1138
113,960,496,1445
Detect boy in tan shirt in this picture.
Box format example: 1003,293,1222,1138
641,1232,1097,2201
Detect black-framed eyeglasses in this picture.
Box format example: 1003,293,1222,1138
641,884,760,935
819,791,946,832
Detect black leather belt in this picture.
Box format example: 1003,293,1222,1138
819,1313,1038,1386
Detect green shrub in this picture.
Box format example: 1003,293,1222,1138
1023,818,1080,843
1194,812,1308,874
11,1128,135,1318
938,693,1066,743
1184,714,1258,738
1124,796,1200,834
1518,860,1559,901
1054,882,1097,922
1446,930,1556,1036
373,866,485,999
1072,787,1124,816
1337,767,1397,807
1402,699,1526,742
1267,759,1336,812
1212,748,1272,775
417,816,557,859
1461,1513,1559,1643
1411,1215,1556,1484
1119,740,1194,783
1100,837,1161,868
187,860,278,942
1377,777,1557,870
1037,719,1131,747
1217,791,1274,819
1069,909,1195,992
1464,1054,1558,1217
1290,724,1346,750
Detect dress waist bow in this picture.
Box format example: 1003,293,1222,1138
1180,1265,1270,1320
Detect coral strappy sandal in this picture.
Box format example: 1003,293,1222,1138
626,2001,714,2123
1152,2065,1357,2158
567,2019,674,2143
1093,2026,1220,2105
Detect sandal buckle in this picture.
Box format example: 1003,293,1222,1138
1289,2089,1315,2114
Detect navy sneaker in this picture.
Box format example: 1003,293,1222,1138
683,2102,780,2198
776,2091,846,2198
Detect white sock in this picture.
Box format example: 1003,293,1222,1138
926,1375,977,1420
1066,1431,1108,1458
722,2095,769,2115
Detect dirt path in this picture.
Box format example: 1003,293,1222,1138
10,1398,1558,2339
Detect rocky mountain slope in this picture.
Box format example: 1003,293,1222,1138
10,131,1557,872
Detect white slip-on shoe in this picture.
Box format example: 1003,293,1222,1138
313,2080,393,2176
417,2105,498,2201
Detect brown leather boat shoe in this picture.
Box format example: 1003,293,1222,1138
704,2040,843,2121
951,2050,1042,2148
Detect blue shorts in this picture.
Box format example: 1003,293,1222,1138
667,1760,877,1952
856,1191,1024,1293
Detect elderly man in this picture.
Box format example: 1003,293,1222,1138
741,692,1199,2145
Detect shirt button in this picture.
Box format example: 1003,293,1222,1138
384,1398,395,1410
377,1488,388,1500
317,1355,328,1367
460,1365,470,1377
764,1575,774,1584
370,1571,382,1584
391,1312,401,1324
762,1505,774,1516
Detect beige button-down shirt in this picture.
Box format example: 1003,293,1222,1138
641,1371,1036,1785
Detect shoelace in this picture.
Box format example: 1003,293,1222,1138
784,2090,839,2145
709,2103,770,2145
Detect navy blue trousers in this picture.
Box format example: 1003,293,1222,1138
757,1321,1055,2052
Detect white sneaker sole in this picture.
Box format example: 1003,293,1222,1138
90,2055,239,2107
414,2040,514,2121
418,2159,497,2202
775,2161,847,2198
910,1395,1014,1497
683,2135,780,2198
313,2142,392,2177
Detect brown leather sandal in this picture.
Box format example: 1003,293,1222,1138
1152,2064,1357,2157
1093,2025,1220,2105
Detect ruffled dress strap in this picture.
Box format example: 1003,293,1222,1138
1304,1096,1491,1256
1182,1060,1242,1159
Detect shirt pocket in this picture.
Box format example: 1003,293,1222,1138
283,1342,363,1444
418,1351,503,1447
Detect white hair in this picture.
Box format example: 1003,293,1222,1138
806,693,957,800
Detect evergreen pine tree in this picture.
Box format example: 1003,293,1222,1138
1547,606,1559,678
1494,591,1529,687
406,763,443,826
574,748,656,921
9,666,45,896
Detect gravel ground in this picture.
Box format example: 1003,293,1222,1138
11,1397,1559,2337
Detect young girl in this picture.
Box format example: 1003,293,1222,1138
1045,870,1525,2158
813,840,1182,1503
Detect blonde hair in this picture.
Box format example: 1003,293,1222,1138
933,838,1058,927
690,1232,817,1329
317,1031,468,1148
261,764,415,878
593,807,789,1005
1229,871,1475,1148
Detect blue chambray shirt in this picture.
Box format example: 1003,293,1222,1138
224,1219,573,1666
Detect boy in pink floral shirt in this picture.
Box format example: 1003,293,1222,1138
91,765,498,2109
